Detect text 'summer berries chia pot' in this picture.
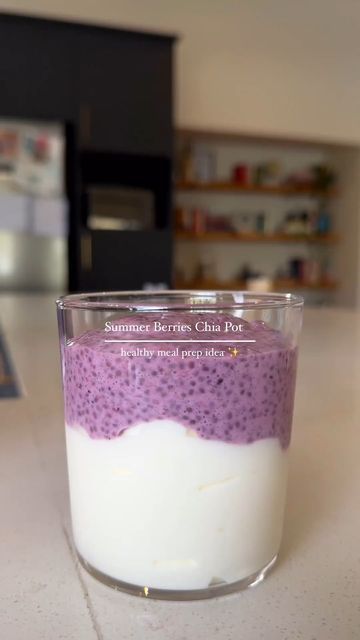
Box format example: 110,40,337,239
57,292,303,600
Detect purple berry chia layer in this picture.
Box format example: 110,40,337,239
63,314,297,448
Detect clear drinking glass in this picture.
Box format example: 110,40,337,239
56,291,303,600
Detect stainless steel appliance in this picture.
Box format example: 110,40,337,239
0,119,67,292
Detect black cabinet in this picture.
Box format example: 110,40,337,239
0,13,174,156
79,230,173,291
0,13,175,292
0,16,79,121
77,30,173,156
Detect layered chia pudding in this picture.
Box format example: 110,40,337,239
59,298,302,596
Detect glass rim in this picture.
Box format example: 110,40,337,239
56,290,304,312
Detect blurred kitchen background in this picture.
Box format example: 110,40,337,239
0,2,360,306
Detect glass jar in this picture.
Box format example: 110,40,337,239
56,291,303,600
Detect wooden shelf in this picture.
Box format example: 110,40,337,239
176,231,339,245
174,278,339,292
176,127,338,151
175,181,335,198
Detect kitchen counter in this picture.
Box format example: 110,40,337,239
0,295,359,640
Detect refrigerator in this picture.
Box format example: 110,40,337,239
0,118,68,292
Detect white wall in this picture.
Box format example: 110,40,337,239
329,148,360,308
2,0,360,144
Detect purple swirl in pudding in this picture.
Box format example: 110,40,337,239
63,313,297,449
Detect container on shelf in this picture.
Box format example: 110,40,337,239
193,145,217,183
232,164,250,185
246,276,273,292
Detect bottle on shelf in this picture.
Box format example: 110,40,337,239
255,212,266,234
232,164,250,185
316,208,331,234
179,143,194,182
193,208,206,235
175,206,193,232
193,145,217,183
253,161,281,187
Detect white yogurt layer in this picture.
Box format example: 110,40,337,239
65,420,288,590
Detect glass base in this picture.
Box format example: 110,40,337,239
77,551,278,601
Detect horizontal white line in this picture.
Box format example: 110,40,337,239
104,339,256,343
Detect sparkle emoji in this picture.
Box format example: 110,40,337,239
228,346,240,357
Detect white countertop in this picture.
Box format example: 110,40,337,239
0,295,359,640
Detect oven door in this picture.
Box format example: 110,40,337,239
87,185,155,232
